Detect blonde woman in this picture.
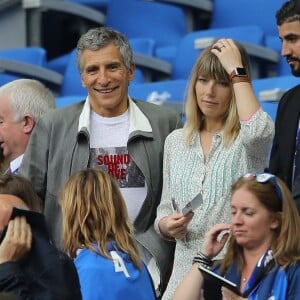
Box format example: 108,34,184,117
60,169,155,300
155,39,275,299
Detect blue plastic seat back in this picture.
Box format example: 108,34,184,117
253,75,300,99
172,26,265,80
56,95,85,108
210,0,285,36
130,38,155,56
47,52,71,75
260,102,279,122
253,75,300,121
105,0,187,63
129,79,188,103
0,74,20,86
0,47,47,66
129,79,188,122
60,49,86,97
129,38,155,82
0,47,47,86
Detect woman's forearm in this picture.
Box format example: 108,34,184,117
173,264,204,300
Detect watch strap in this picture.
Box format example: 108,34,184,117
231,76,250,84
230,68,248,79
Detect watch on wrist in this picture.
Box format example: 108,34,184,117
230,67,248,79
230,67,250,84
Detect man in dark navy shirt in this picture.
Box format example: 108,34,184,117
269,0,300,211
0,174,82,300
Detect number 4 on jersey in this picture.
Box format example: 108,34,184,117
110,251,130,278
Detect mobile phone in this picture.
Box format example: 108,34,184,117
199,265,241,296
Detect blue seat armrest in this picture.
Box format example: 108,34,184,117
0,58,63,91
133,53,172,81
22,0,106,24
145,0,213,31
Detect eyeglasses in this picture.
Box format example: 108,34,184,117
243,173,283,205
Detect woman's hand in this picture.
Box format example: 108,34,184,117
201,223,231,258
0,216,32,264
221,287,246,300
211,38,260,121
211,38,243,75
158,212,194,240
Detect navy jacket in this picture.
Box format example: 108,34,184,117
269,84,300,211
0,208,82,300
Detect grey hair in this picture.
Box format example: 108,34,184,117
76,27,133,73
0,79,55,122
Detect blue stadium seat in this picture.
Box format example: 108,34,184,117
129,79,187,102
252,75,300,101
0,47,62,90
47,53,70,75
171,26,279,80
56,95,84,108
0,47,47,66
209,0,285,37
105,0,188,64
207,0,286,77
252,75,300,121
129,38,155,56
59,49,86,97
260,102,279,122
129,79,188,118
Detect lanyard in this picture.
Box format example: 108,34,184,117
292,118,300,186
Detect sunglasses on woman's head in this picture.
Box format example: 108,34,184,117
243,173,283,205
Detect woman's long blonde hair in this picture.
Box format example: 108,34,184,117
59,168,142,269
184,41,251,147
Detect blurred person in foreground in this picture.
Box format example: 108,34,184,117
0,174,81,299
155,39,274,299
173,173,300,300
269,0,300,211
60,168,156,300
20,27,182,298
0,79,55,174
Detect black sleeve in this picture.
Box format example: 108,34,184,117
35,251,82,300
0,252,82,300
292,175,300,215
0,262,33,300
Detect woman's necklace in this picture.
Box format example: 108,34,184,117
203,128,223,134
240,275,248,291
241,270,250,286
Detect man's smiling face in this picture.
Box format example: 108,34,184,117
80,43,135,117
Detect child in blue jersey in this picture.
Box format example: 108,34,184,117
59,169,155,300
174,173,300,300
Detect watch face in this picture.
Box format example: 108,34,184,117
236,68,247,76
